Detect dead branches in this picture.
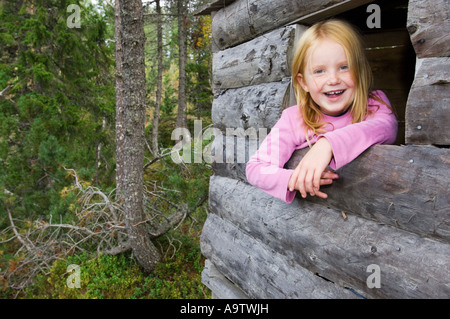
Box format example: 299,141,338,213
1,167,205,295
1,176,129,294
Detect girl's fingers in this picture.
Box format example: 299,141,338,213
314,189,328,199
297,168,307,198
313,170,322,194
289,166,337,199
304,169,316,197
288,167,300,192
320,169,338,186
319,178,333,186
322,169,339,180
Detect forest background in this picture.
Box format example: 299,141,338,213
0,0,214,298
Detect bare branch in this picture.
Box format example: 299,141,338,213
143,148,173,170
0,84,13,99
148,210,186,239
36,222,96,236
104,242,132,255
6,207,34,252
1,166,205,296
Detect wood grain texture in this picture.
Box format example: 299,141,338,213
364,30,416,145
201,259,249,299
203,175,450,298
212,0,348,50
212,26,295,90
201,212,359,299
202,0,450,300
407,0,450,58
194,0,236,16
405,57,450,145
286,145,450,242
211,136,450,242
212,81,289,132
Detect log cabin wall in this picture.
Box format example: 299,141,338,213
197,0,450,298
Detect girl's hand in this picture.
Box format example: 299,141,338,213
288,138,339,199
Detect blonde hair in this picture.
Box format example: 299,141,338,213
291,19,376,137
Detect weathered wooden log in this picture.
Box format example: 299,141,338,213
212,26,295,90
205,175,450,298
211,135,450,242
194,0,236,16
201,212,359,299
211,0,373,50
285,145,450,242
405,57,450,145
407,0,450,58
211,135,253,181
212,81,290,132
201,259,249,299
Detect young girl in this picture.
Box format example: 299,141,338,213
246,19,398,203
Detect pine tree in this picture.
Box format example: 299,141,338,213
151,0,163,155
0,0,116,223
175,0,188,133
118,0,161,273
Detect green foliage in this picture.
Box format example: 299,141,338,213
161,73,178,116
136,234,209,299
1,0,214,300
1,121,213,298
148,116,213,212
186,15,212,118
22,232,210,299
165,158,210,211
144,0,212,120
26,253,145,299
0,0,116,225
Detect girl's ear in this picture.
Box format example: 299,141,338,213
296,73,309,92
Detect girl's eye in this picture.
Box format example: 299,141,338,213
340,65,349,71
313,69,324,74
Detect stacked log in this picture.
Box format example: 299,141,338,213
204,173,450,298
200,0,450,299
405,0,450,144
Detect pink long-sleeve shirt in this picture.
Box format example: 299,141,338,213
245,90,398,203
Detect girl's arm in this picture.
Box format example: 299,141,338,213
288,137,337,199
322,90,398,170
289,90,397,198
246,107,299,203
247,91,397,202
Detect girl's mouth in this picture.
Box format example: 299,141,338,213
324,90,345,97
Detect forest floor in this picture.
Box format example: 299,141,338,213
1,193,212,299
1,140,213,299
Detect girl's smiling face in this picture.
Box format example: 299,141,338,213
297,38,355,116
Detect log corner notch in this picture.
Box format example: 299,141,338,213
198,0,450,299
405,0,450,145
406,0,450,59
405,57,450,145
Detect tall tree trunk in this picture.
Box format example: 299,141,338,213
176,0,187,132
115,0,125,199
151,0,163,156
95,117,106,185
119,0,161,273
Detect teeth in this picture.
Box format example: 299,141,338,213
325,90,344,95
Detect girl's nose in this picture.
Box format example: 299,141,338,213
327,72,341,85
